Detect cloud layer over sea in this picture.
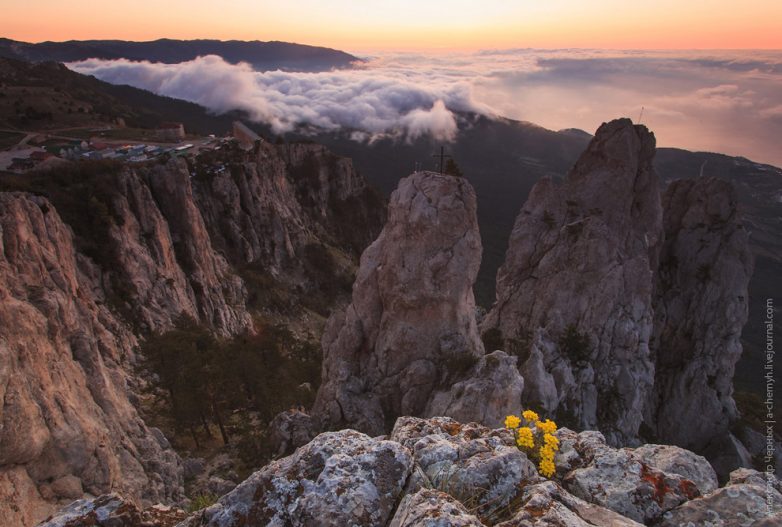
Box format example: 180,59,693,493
69,49,782,166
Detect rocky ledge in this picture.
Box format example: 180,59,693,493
39,416,781,527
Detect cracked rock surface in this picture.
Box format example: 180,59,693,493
313,171,522,435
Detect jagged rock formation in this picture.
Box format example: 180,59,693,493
0,193,183,527
195,142,384,271
482,118,754,455
0,140,385,526
481,118,663,445
312,171,523,435
110,161,251,335
649,177,753,451
43,416,779,527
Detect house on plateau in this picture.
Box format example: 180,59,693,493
156,122,186,141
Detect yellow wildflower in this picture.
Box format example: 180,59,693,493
539,445,556,461
537,419,557,434
543,433,560,451
522,410,539,423
516,427,534,448
504,415,521,429
539,458,556,478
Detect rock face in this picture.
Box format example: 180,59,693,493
482,118,663,445
109,161,251,335
0,193,183,527
0,140,385,526
194,142,384,273
313,172,522,435
649,177,753,451
40,417,778,527
180,430,413,527
482,119,754,454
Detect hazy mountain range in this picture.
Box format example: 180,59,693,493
0,37,360,71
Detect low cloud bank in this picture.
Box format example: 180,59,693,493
69,49,782,166
70,54,480,141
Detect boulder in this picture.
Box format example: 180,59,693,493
390,416,538,522
267,409,317,458
561,430,701,523
181,430,413,527
632,444,718,494
425,350,524,428
389,489,484,527
496,480,643,527
49,475,83,500
657,478,782,527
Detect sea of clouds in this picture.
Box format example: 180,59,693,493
68,49,782,166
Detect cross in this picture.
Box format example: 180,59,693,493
432,146,452,174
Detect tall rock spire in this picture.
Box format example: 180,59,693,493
313,171,523,435
482,118,663,445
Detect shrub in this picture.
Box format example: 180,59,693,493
188,493,218,512
504,410,560,477
559,324,592,363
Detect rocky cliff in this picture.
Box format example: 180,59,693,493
0,139,385,526
481,118,754,458
649,177,753,451
39,416,782,527
0,193,182,526
312,172,523,436
481,119,663,445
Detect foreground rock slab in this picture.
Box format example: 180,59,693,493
180,429,413,527
390,416,538,523
39,417,774,527
657,469,782,527
559,430,704,523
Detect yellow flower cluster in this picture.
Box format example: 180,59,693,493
504,415,521,429
503,410,560,478
516,427,534,448
522,410,539,422
538,419,557,434
539,458,556,478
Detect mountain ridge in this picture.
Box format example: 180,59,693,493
0,38,361,72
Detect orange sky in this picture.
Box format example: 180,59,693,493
2,0,780,51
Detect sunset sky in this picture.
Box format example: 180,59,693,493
2,0,781,51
